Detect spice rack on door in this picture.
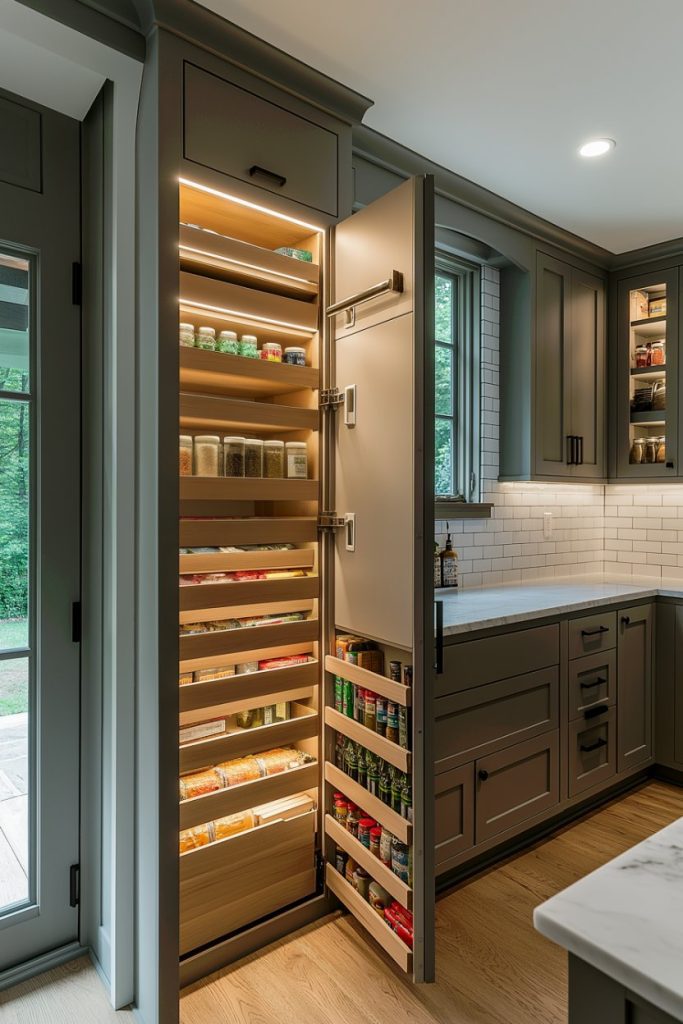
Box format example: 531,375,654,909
177,178,324,961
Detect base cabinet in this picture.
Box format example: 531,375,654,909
435,764,474,869
569,955,678,1024
617,604,653,772
475,732,559,844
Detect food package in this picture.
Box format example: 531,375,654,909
257,654,311,671
179,768,222,800
179,718,226,745
216,755,264,787
255,747,309,776
212,809,255,841
253,794,314,825
649,297,667,318
179,824,212,853
629,289,649,321
194,665,235,682
179,671,194,686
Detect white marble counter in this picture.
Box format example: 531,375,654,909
437,575,683,636
534,816,683,1021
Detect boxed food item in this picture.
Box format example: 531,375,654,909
257,654,312,671
179,717,226,745
179,671,194,686
629,289,649,321
649,296,667,317
193,665,235,682
253,793,315,825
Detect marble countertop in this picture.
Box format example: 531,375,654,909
534,816,683,1020
437,575,683,636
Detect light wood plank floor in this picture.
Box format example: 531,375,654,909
1,782,681,1024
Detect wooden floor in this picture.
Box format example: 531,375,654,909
1,781,681,1024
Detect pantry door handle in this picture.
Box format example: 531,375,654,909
435,600,444,675
344,384,357,426
344,513,356,552
580,737,608,753
248,164,287,188
621,615,631,627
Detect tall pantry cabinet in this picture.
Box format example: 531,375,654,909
136,28,436,1023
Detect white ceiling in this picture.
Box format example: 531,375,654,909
197,0,683,254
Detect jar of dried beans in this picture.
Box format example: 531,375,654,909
194,435,220,476
179,435,193,476
263,439,284,478
245,438,263,478
223,437,245,477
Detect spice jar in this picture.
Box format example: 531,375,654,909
379,827,393,866
353,867,370,900
179,322,195,348
283,346,306,366
645,437,658,464
634,345,648,368
245,438,263,478
333,800,349,826
260,341,282,362
358,818,376,848
217,330,239,354
223,437,245,477
194,435,220,476
196,326,216,351
656,436,666,463
391,838,411,884
346,804,361,839
239,334,259,359
179,435,193,476
369,826,382,858
651,340,666,366
629,438,646,464
263,439,284,478
285,441,308,479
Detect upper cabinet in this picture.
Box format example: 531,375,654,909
611,266,679,479
500,252,606,482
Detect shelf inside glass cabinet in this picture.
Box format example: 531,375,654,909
628,282,668,467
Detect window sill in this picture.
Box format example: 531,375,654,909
434,500,493,521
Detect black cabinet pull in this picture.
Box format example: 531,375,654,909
478,769,489,782
578,435,584,465
580,676,606,689
248,164,287,188
584,704,609,720
435,600,444,675
566,435,574,465
666,461,675,469
581,626,609,637
580,737,608,753
621,615,631,626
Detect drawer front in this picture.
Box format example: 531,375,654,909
475,732,559,845
434,666,559,774
184,63,338,216
568,650,616,720
568,707,616,798
568,610,617,659
435,763,474,870
439,624,559,697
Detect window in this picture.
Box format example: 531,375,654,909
434,256,480,500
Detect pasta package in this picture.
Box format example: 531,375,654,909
255,747,310,777
179,768,222,800
212,809,255,841
216,756,264,787
179,824,212,853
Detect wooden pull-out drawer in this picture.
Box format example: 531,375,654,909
184,63,338,217
475,732,559,845
434,666,559,774
568,650,616,721
435,763,474,871
180,810,316,955
438,624,559,697
568,707,616,798
568,610,617,659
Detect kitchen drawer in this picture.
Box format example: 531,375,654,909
435,763,474,870
568,610,616,659
568,707,616,798
475,731,559,845
184,63,338,216
434,666,559,773
568,650,616,721
438,623,559,697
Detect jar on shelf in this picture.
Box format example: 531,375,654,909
285,441,308,479
239,334,259,359
651,340,666,366
223,437,245,477
283,346,306,366
656,436,667,464
629,437,646,465
645,437,658,464
217,330,239,354
634,344,649,368
194,435,220,476
245,438,264,478
196,326,216,351
179,322,195,348
179,435,193,476
263,440,284,478
260,341,282,362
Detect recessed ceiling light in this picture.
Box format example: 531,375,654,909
579,138,615,158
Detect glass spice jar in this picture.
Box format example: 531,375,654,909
651,340,666,366
656,436,667,463
194,435,220,476
263,439,284,478
239,334,259,359
629,437,646,465
634,345,649,368
223,437,245,477
217,330,239,354
244,438,263,478
283,346,306,366
260,341,282,362
196,326,217,351
179,435,193,476
645,437,658,464
285,441,308,479
179,322,195,348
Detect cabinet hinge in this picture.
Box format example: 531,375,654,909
71,262,82,306
315,850,325,892
317,512,345,531
319,388,345,409
71,601,82,643
69,863,80,907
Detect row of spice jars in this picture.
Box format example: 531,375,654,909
634,340,665,368
334,853,413,947
179,323,307,366
180,435,308,479
333,676,410,749
332,795,411,884
629,435,666,465
335,735,412,820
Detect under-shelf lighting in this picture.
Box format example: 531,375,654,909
178,177,323,234
179,298,315,336
579,138,615,158
179,244,313,287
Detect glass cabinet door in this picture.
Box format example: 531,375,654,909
616,268,678,478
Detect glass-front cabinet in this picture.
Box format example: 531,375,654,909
615,268,679,478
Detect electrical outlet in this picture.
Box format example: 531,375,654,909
543,512,553,539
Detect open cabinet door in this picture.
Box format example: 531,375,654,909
323,176,435,982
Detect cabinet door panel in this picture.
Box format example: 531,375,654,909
475,731,559,844
535,254,571,476
617,604,653,771
571,269,605,478
435,764,474,871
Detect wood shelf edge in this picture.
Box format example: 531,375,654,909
325,655,411,707
324,763,411,845
324,815,412,910
325,707,411,774
325,864,412,973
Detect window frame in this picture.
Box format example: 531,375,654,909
434,252,481,502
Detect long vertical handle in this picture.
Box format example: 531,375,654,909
435,600,444,674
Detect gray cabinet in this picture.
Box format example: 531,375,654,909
435,764,474,870
568,650,616,720
617,604,653,772
534,254,606,480
475,731,560,844
568,707,616,797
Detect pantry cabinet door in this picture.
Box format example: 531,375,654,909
570,268,606,479
535,253,573,477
